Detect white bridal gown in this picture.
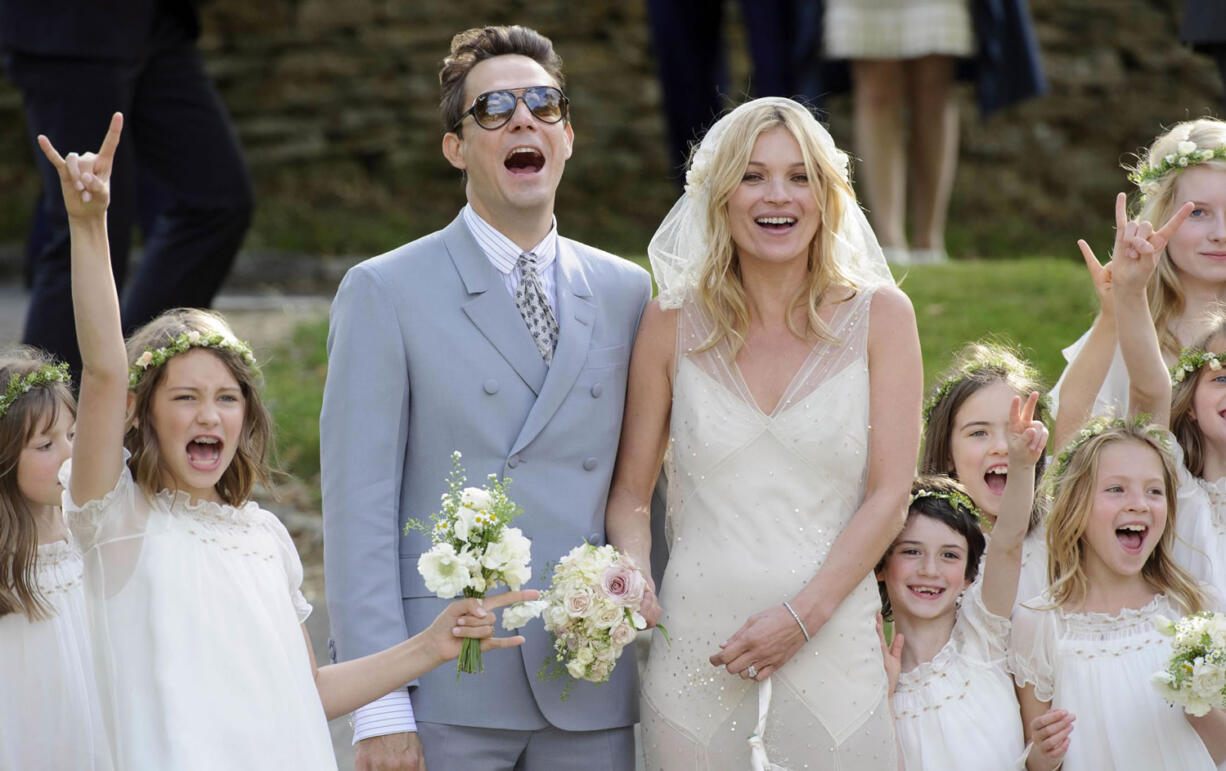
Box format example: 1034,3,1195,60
641,288,896,770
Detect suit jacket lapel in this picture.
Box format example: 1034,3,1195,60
511,241,595,455
445,216,548,395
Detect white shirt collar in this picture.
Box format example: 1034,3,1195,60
462,204,558,275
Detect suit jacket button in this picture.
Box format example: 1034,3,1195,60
484,379,500,394
590,382,603,398
508,455,520,469
582,457,598,471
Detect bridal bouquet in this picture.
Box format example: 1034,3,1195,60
504,543,663,696
407,451,531,675
1151,611,1226,716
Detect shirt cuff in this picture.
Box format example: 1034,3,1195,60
352,689,416,744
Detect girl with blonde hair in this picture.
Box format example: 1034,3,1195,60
1053,118,1226,426
1009,221,1226,769
607,97,921,769
47,114,535,769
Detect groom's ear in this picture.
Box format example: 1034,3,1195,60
442,132,466,171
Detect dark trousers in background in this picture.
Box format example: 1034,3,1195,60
647,0,798,181
5,11,252,375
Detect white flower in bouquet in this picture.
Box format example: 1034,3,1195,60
405,451,531,675
1153,611,1226,716
503,600,549,630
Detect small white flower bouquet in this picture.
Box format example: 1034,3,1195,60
406,451,531,675
1152,611,1226,716
504,542,665,698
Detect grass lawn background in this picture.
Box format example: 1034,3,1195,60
262,256,1098,500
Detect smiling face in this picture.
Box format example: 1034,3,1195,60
726,126,820,271
1166,166,1226,293
1081,439,1168,582
947,381,1017,520
17,401,74,509
878,514,972,624
442,54,573,232
148,349,245,504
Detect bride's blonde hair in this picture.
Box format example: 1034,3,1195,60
693,100,859,354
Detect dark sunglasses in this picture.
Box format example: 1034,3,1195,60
452,86,569,132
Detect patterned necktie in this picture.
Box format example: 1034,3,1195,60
514,252,558,364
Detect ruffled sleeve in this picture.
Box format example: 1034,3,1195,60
1007,598,1057,703
1049,329,1129,420
957,581,1012,662
58,454,140,552
261,510,313,623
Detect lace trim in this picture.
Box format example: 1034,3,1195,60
1006,652,1053,704
34,540,84,598
1058,593,1167,636
154,488,262,524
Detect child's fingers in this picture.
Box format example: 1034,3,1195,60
1114,191,1128,235
479,634,525,651
482,588,541,612
1156,201,1195,243
1135,220,1154,241
890,631,904,658
95,112,123,172
65,152,84,190
1077,239,1101,275
36,134,66,170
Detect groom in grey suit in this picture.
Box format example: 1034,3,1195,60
320,25,652,771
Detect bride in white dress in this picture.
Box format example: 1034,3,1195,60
606,97,922,769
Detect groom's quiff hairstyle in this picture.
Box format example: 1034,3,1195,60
439,25,566,137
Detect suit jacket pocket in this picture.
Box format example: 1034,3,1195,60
586,343,629,369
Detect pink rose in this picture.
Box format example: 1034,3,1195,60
564,588,594,618
601,563,645,607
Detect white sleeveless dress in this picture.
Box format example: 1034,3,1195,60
640,289,896,770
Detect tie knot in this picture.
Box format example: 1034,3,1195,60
517,252,539,273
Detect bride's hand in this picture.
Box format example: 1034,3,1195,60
708,604,808,682
640,577,663,628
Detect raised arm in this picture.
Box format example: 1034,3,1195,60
40,113,129,505
1052,229,1116,451
980,393,1046,618
1112,192,1193,430
605,300,676,626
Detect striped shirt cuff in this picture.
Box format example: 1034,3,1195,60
352,689,416,744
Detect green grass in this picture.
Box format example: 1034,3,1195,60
261,256,1099,496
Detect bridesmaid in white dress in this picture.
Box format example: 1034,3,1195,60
0,351,111,770
606,97,922,769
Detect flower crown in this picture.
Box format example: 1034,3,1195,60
1129,139,1226,199
1171,348,1226,384
0,362,71,421
129,330,258,389
1048,415,1171,490
910,487,990,531
923,354,1042,423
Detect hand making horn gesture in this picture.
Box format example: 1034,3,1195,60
37,112,123,219
1078,192,1193,298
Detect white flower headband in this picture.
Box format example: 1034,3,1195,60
1130,139,1226,200
129,330,258,389
0,362,70,420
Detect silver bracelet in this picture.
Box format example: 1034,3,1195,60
782,601,811,641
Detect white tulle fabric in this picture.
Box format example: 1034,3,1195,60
647,97,894,310
61,459,336,770
893,582,1025,771
1168,433,1226,598
0,538,112,770
1009,593,1215,771
640,289,897,770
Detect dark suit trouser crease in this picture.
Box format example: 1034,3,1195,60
6,17,252,374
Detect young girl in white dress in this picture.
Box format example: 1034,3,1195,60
1008,415,1226,770
44,113,535,770
920,342,1050,606
0,349,112,770
1053,118,1226,423
877,390,1045,770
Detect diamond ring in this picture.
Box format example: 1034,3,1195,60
746,664,758,679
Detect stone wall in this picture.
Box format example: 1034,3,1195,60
0,0,1219,266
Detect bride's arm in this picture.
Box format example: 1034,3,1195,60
710,286,919,680
605,301,676,626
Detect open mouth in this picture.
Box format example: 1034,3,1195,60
505,147,545,175
1115,524,1148,554
186,436,223,471
908,585,946,600
984,466,1007,495
754,216,796,232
